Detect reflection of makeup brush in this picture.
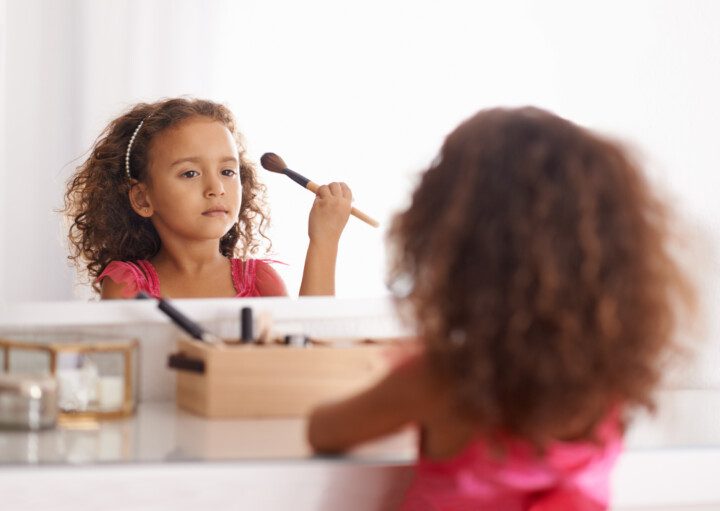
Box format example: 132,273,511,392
260,152,380,228
136,292,225,348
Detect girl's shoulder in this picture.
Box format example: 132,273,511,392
98,260,160,299
230,258,288,297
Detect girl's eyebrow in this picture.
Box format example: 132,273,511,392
170,156,239,166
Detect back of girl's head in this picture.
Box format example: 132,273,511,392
388,106,693,445
64,97,268,291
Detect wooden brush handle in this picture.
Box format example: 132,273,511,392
306,181,379,228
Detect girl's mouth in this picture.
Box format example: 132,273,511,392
202,207,228,217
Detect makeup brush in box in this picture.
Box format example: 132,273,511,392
260,152,380,228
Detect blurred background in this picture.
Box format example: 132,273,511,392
0,0,718,315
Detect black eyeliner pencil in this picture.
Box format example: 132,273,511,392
240,306,254,343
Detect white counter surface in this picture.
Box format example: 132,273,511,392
2,389,720,466
1,393,720,510
0,401,416,465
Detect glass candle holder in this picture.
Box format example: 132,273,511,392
0,337,138,420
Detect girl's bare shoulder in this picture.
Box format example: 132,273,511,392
374,349,453,421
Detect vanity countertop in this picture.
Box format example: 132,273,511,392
1,389,720,466
1,392,720,510
0,400,417,465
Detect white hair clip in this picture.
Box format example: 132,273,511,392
125,119,145,180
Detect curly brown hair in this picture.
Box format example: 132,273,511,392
64,97,270,293
387,107,694,446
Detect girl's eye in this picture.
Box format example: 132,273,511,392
181,170,199,178
221,169,238,177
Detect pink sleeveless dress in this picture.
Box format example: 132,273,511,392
97,258,287,298
401,411,623,511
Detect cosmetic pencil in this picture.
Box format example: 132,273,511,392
240,306,254,343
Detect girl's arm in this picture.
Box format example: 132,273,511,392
307,352,438,453
299,182,352,296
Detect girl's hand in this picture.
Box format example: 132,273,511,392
308,182,352,243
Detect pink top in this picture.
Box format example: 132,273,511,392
97,258,287,298
401,411,623,511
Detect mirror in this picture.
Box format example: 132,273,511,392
1,1,718,305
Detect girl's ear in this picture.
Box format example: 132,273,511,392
128,181,154,218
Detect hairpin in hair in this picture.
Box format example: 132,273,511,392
125,119,145,180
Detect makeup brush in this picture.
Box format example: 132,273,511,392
260,152,379,228
136,292,225,348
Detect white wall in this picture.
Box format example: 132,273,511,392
2,1,719,360
2,0,82,301
0,0,7,296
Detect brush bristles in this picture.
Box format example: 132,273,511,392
260,152,288,173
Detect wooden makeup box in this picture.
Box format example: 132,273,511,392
168,338,395,418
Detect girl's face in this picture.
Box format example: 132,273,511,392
132,116,242,244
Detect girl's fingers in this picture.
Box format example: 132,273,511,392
328,182,342,196
318,182,352,201
316,184,331,198
339,182,352,200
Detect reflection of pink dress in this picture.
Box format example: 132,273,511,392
97,259,286,298
401,411,622,511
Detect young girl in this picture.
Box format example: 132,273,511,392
64,97,352,299
308,107,693,510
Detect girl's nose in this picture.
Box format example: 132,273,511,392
204,173,225,197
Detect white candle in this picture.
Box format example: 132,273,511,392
97,376,124,410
